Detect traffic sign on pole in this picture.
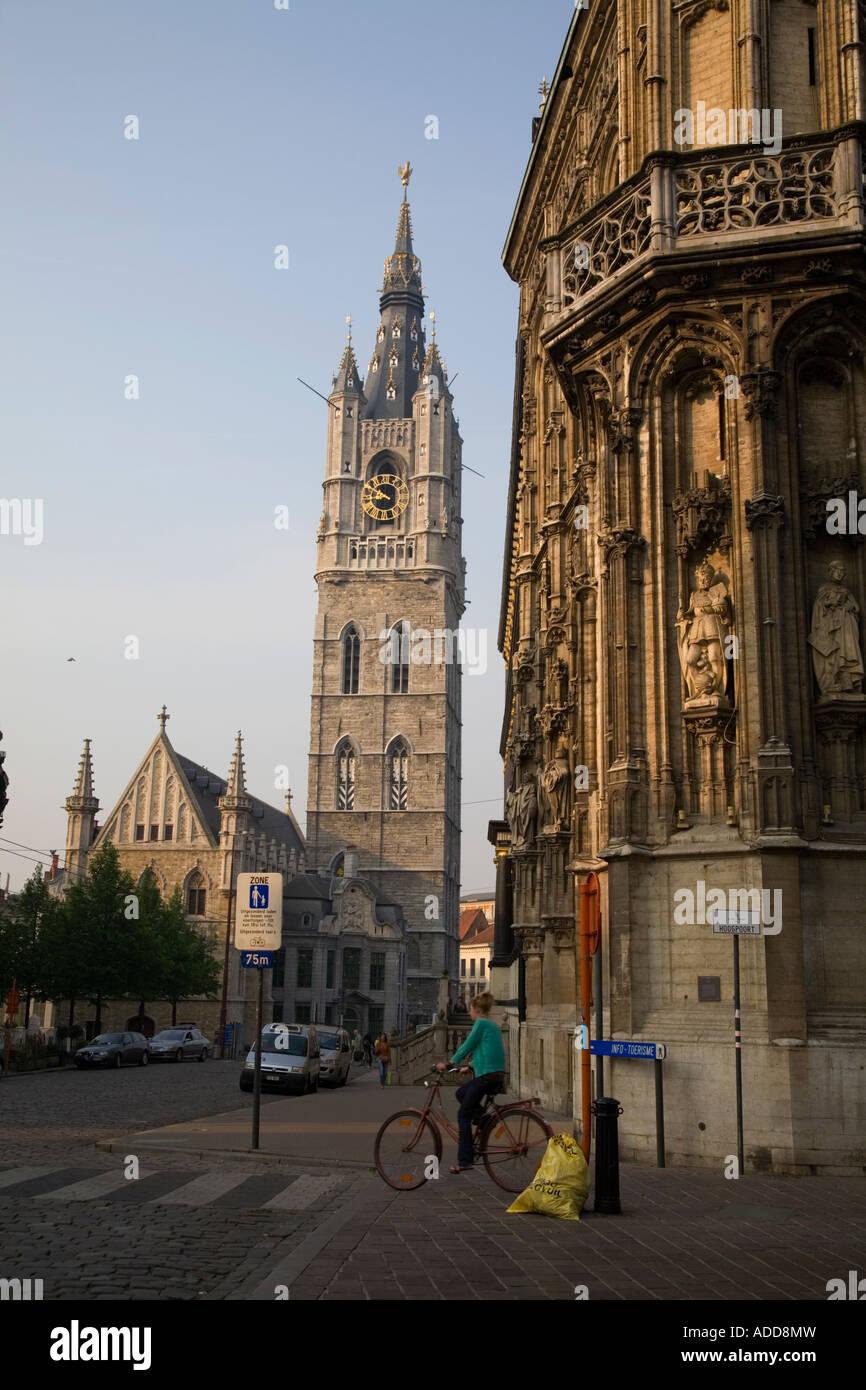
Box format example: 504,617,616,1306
235,873,282,951
711,909,761,936
589,1039,666,1061
241,951,274,969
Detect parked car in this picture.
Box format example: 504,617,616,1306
239,1022,320,1094
316,1027,351,1087
74,1032,149,1068
148,1027,210,1062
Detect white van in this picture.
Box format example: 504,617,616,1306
316,1027,352,1087
239,1022,320,1095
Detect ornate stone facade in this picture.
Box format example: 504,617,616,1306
55,713,304,1041
496,1,866,1172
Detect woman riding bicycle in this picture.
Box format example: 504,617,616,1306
436,990,505,1174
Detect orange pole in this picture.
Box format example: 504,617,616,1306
578,879,595,1159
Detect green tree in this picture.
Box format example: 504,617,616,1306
123,867,169,1028
0,867,59,1025
156,888,221,1025
62,843,136,1032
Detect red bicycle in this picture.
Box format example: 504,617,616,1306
374,1067,552,1193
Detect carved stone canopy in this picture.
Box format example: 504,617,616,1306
672,470,732,557
800,474,859,541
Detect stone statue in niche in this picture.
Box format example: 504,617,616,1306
540,743,571,831
341,893,365,929
808,561,865,697
676,561,732,703
505,776,538,852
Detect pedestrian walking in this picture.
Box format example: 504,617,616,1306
374,1032,391,1087
435,991,505,1174
362,1031,373,1067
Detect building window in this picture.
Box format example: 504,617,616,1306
389,739,408,810
150,825,159,841
388,622,410,694
343,949,361,991
326,951,335,989
470,958,476,977
369,1006,384,1037
480,957,485,976
187,874,206,916
336,742,356,810
297,950,313,989
272,1002,284,1023
273,948,285,988
370,952,385,991
295,1004,311,1024
163,824,173,841
460,958,466,977
342,626,360,694
135,824,145,841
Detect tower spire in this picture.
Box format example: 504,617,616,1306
225,730,248,800
363,165,427,419
69,738,97,806
65,738,100,883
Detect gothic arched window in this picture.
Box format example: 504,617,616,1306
389,739,409,810
342,626,360,694
389,621,410,694
336,742,356,810
187,871,206,917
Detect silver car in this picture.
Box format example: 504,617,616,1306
240,1023,320,1094
316,1027,351,1087
148,1027,210,1062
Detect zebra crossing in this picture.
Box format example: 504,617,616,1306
0,1163,354,1213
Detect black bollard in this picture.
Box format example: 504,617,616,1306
592,1096,623,1214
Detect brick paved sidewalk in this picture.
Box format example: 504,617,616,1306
248,1160,866,1302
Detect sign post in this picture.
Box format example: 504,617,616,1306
712,908,761,1173
575,1035,668,1166
235,874,282,1151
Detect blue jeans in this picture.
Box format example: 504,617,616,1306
377,1058,389,1085
455,1073,505,1167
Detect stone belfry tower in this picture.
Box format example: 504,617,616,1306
306,165,465,1025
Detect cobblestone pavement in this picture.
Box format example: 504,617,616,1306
0,1058,278,1164
0,1061,375,1301
3,1065,865,1304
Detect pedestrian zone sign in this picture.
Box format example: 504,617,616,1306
235,873,282,951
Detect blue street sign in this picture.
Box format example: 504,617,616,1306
590,1040,666,1060
241,951,273,969
249,883,269,910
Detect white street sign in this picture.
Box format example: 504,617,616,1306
235,873,283,951
711,909,761,936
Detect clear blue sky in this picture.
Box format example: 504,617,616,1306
0,0,571,894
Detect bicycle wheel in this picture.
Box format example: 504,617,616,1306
481,1108,551,1193
375,1110,442,1191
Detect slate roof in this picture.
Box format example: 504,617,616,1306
177,755,305,857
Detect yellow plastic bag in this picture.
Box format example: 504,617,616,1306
507,1132,590,1220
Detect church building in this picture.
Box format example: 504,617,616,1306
54,710,305,1039
305,165,465,1026
494,0,866,1172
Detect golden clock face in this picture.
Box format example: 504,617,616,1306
361,473,409,522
